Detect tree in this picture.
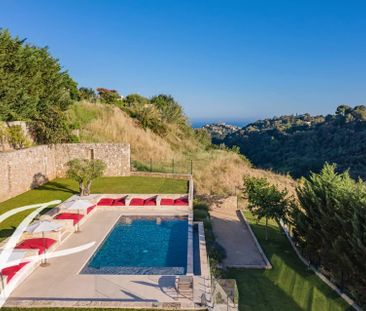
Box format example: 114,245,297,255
243,176,290,240
96,88,120,104
292,163,366,304
0,29,77,142
78,87,97,103
66,159,106,196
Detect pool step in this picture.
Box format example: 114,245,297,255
176,276,193,299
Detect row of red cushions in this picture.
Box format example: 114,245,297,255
98,197,189,206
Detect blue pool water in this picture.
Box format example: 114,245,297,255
81,216,188,275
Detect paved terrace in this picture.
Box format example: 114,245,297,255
6,208,206,309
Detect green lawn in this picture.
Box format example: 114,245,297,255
227,211,351,311
0,176,188,241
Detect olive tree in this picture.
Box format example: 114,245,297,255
66,159,106,196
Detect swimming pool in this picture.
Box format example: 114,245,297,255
81,216,188,275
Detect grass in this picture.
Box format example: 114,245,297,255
0,176,188,241
226,211,351,311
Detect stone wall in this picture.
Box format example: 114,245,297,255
0,143,130,203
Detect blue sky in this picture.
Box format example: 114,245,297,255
1,0,366,124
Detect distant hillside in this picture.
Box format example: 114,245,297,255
215,105,366,179
203,123,240,141
67,102,296,195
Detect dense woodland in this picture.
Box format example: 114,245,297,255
217,105,366,178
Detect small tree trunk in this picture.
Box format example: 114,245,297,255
79,182,85,196
85,180,92,196
265,217,268,240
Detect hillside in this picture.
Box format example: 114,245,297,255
67,102,296,195
211,105,366,179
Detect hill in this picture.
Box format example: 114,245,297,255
212,105,366,179
66,102,296,195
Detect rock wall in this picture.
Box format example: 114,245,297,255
0,143,130,203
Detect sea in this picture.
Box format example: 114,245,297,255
190,118,254,129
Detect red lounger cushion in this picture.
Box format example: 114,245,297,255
112,198,126,206
2,262,29,283
15,238,56,254
87,205,96,214
55,213,84,225
97,198,114,206
129,198,145,206
160,198,175,206
174,197,189,206
144,198,156,206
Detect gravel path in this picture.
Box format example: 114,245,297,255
209,202,268,268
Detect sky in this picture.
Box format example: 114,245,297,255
1,0,366,125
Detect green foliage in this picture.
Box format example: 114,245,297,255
193,199,226,277
0,29,77,142
96,87,121,104
220,105,366,179
7,125,30,149
243,176,291,240
66,159,106,196
120,94,167,135
194,128,211,148
150,94,188,128
30,107,71,144
78,87,97,103
293,163,366,307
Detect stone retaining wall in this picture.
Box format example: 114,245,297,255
0,143,130,203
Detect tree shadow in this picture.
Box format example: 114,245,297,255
35,181,78,195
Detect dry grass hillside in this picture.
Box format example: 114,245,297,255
67,102,296,195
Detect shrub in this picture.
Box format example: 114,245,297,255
7,125,30,149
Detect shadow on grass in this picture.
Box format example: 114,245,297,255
36,181,78,195
0,227,16,240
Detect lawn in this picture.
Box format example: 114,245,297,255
0,176,188,241
226,211,351,311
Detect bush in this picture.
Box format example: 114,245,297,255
7,125,30,149
194,209,208,221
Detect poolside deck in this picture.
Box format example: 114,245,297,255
5,208,206,309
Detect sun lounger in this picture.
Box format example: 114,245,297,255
15,238,56,254
1,261,29,283
54,213,84,225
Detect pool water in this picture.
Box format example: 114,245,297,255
81,216,188,275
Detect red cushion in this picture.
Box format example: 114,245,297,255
160,198,175,206
129,198,145,206
144,198,156,206
55,213,84,225
112,198,126,206
97,198,114,206
87,205,96,214
174,197,189,206
2,262,29,283
15,238,56,254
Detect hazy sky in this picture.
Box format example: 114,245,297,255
1,0,366,123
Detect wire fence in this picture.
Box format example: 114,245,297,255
132,158,194,174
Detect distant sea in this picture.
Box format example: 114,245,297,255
190,118,255,129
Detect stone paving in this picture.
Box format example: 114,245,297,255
5,208,204,309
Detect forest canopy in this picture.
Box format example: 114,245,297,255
219,105,366,179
